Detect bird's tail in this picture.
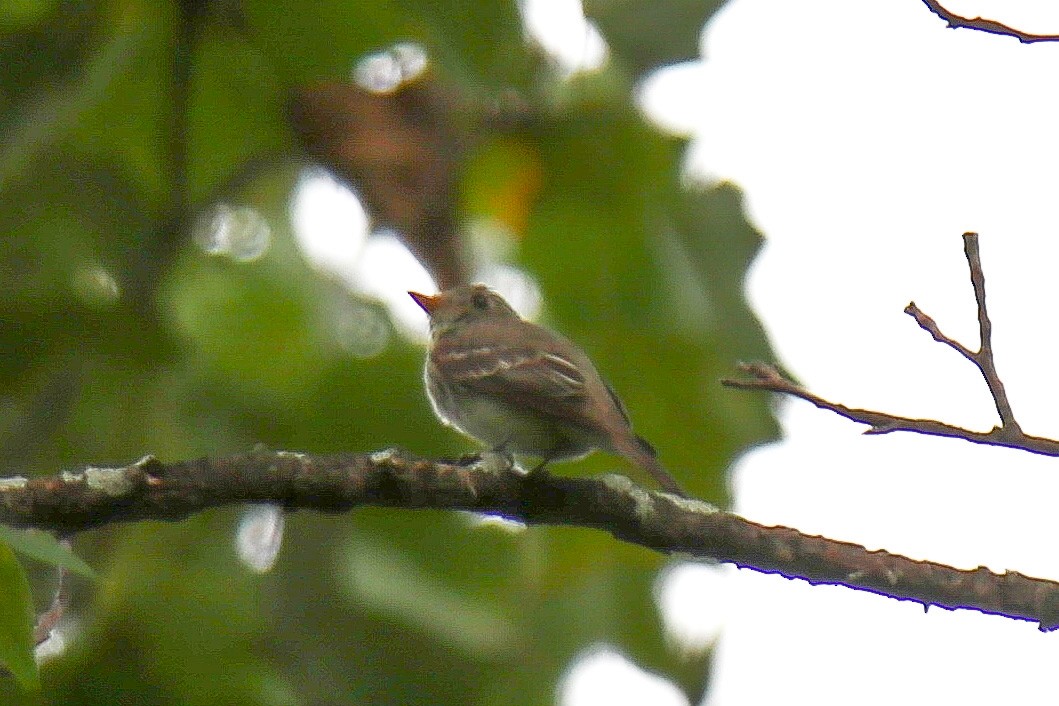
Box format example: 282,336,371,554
614,433,688,497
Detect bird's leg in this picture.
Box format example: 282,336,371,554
491,438,516,467
454,438,513,467
456,452,483,466
457,440,516,470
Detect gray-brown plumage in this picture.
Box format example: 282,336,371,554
409,284,686,496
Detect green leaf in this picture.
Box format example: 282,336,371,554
0,542,38,691
242,0,530,88
340,531,515,659
0,1,781,703
584,0,725,77
519,105,777,503
188,30,291,203
0,527,96,579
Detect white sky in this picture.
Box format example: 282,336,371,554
289,0,1059,703
637,1,1059,704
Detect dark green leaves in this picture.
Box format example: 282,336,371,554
0,528,95,580
0,1,775,703
0,542,37,691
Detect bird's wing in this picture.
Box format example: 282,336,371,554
603,380,632,426
431,343,587,403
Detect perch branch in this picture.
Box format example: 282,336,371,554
1,450,1059,630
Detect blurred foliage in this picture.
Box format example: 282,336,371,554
583,0,726,77
0,0,776,703
0,528,96,579
0,542,36,691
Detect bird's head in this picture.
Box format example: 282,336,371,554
409,284,520,336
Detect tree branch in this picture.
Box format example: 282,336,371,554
3,449,1059,630
921,0,1059,44
909,234,1020,431
723,361,1059,455
724,233,1059,455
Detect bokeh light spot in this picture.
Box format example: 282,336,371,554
194,203,271,262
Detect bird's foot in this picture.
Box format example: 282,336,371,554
455,452,483,466
456,449,515,470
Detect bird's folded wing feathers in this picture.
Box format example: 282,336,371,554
432,345,586,400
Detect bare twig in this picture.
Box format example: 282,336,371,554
725,233,1059,455
2,450,1059,629
33,565,67,646
724,361,1059,454
907,234,1020,434
922,0,1059,44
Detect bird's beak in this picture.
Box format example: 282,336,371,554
408,291,441,315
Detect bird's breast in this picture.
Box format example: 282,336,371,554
424,364,598,459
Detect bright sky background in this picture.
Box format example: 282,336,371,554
285,0,1059,703
637,1,1059,704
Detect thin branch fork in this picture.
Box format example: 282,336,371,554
725,233,1059,455
2,450,1059,630
910,234,1020,433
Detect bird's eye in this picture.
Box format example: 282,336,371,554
471,292,489,310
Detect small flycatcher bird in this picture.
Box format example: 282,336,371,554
409,284,686,496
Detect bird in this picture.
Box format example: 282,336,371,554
409,284,686,496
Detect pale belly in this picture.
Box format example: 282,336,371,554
430,390,598,461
